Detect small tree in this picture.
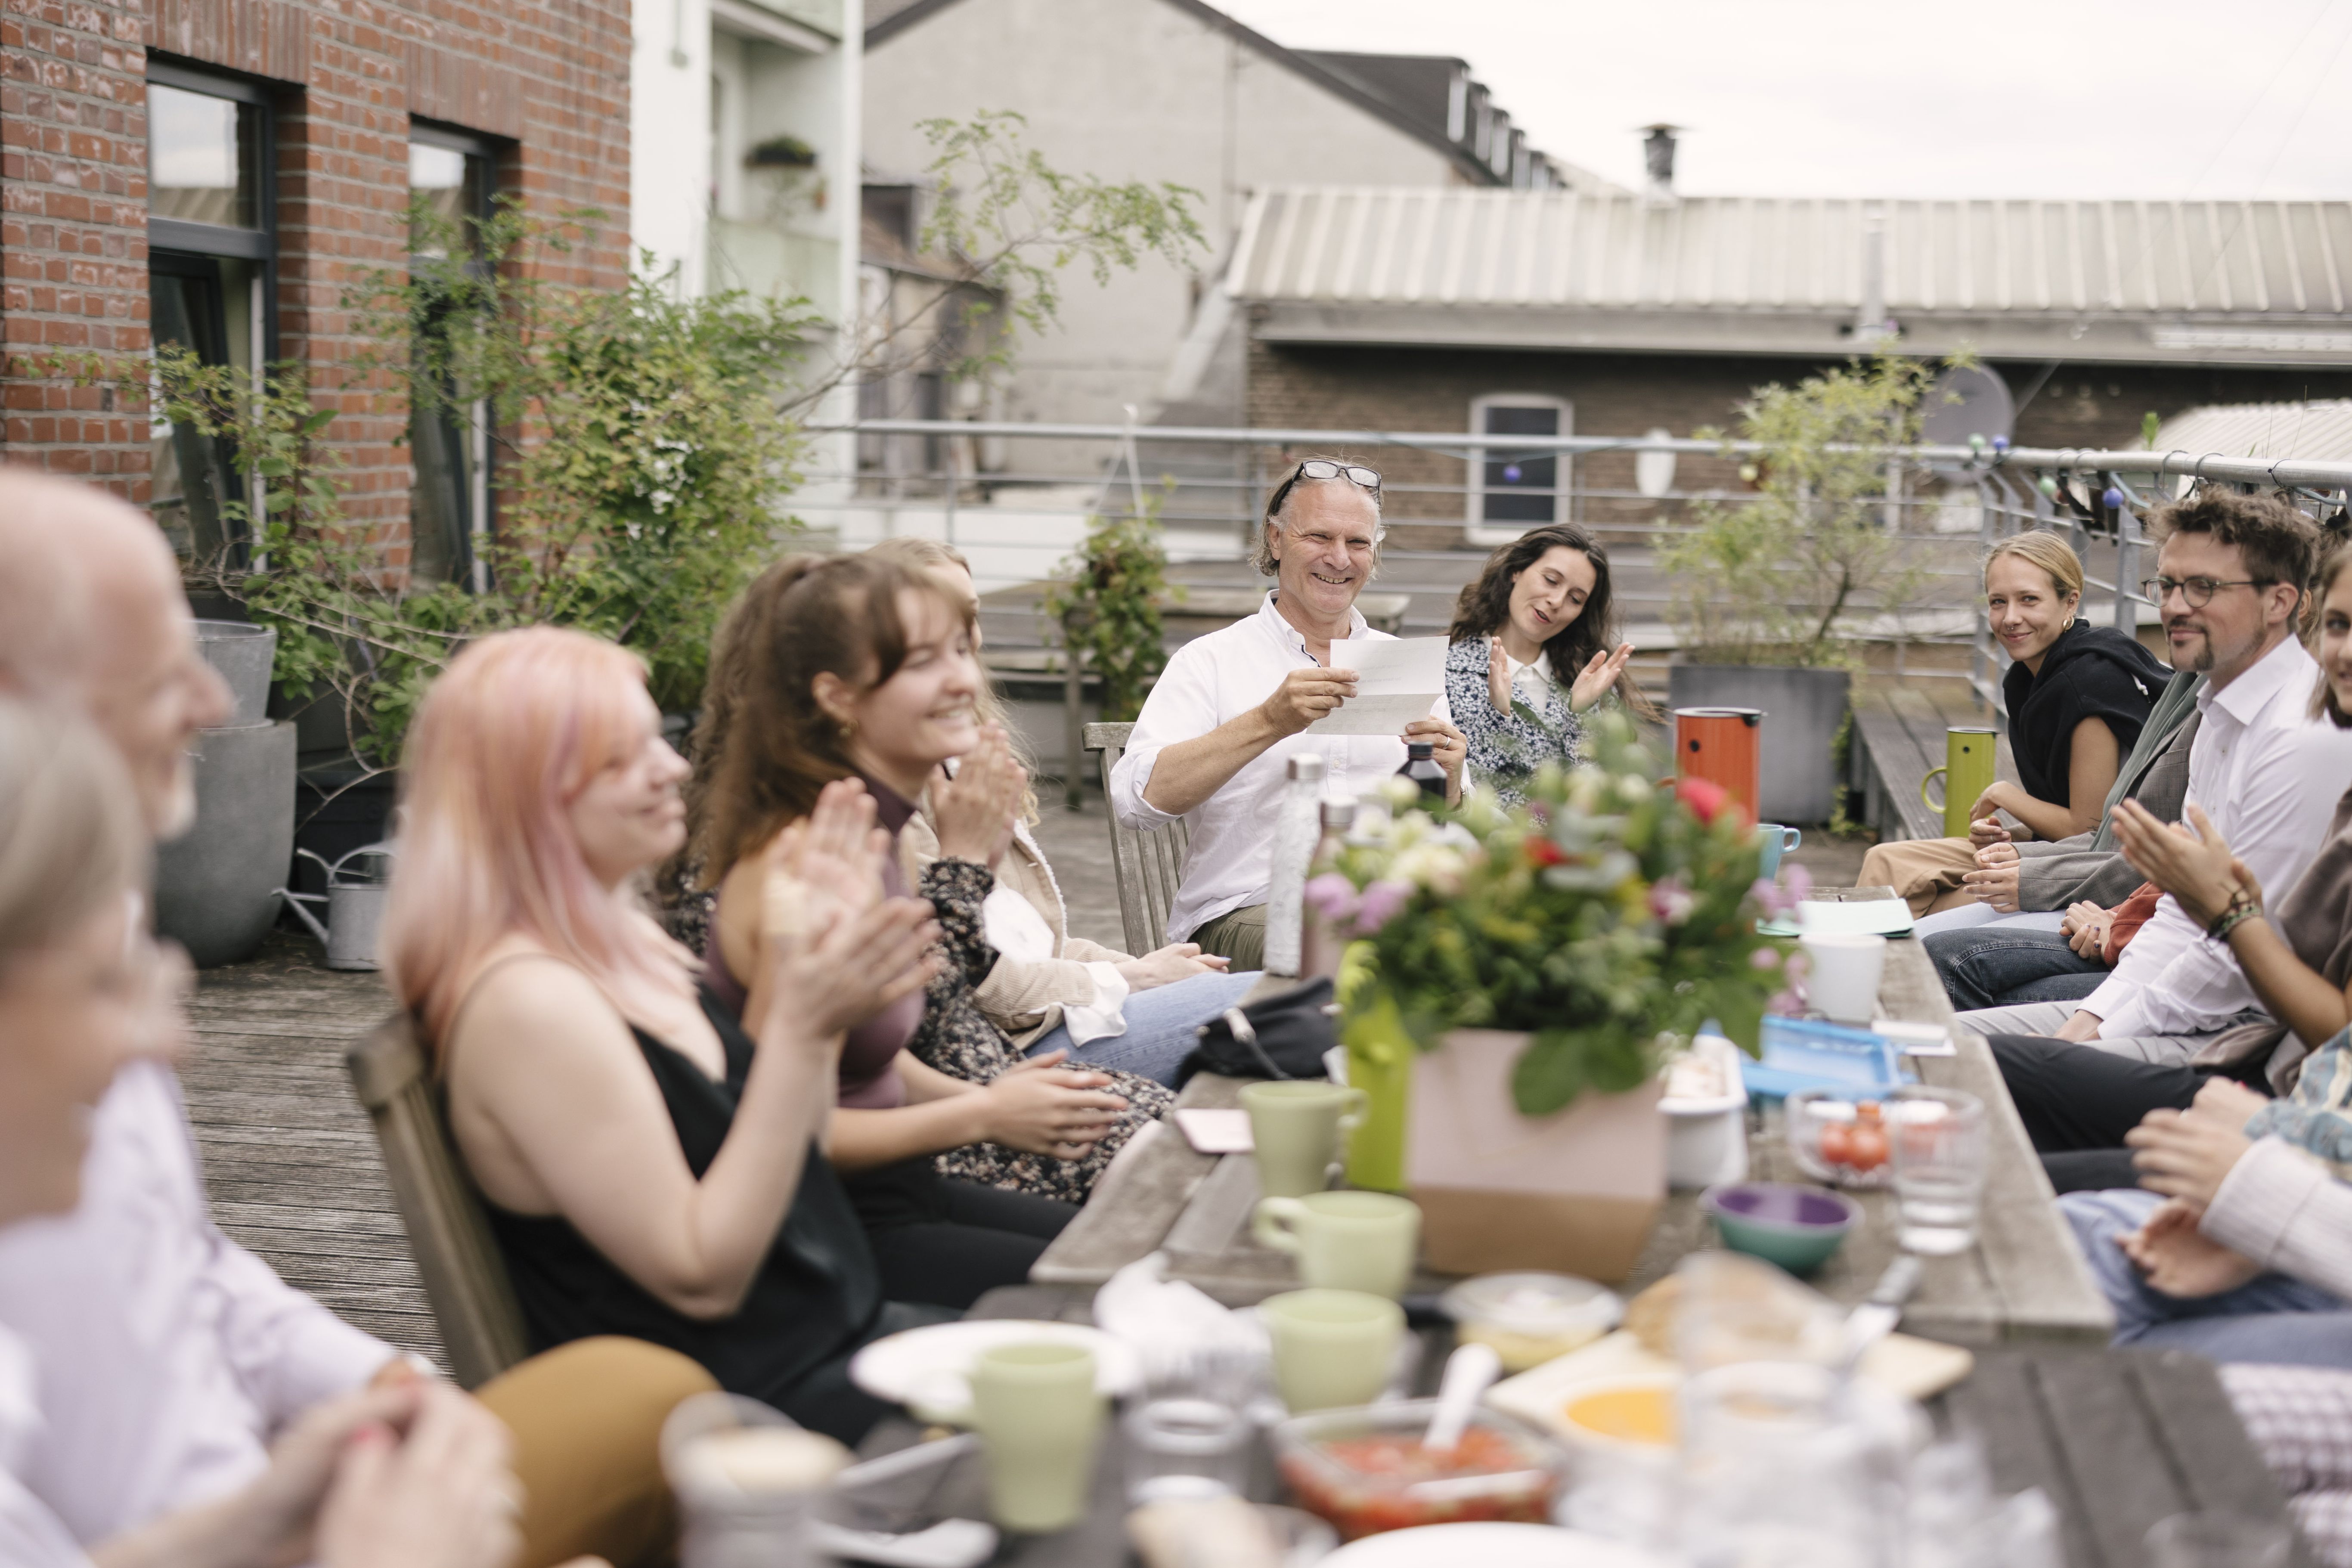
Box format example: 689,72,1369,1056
1042,505,1172,723
1662,353,1943,667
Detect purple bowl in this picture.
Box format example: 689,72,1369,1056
1701,1181,1859,1232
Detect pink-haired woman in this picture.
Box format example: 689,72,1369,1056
382,626,945,1445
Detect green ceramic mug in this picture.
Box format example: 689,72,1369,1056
1252,1190,1421,1298
1259,1288,1404,1413
1241,1080,1370,1199
1921,727,1999,840
961,1343,1106,1534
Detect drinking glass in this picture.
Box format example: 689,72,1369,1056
1123,1397,1251,1504
1675,1360,1894,1567
2145,1511,2292,1568
660,1391,849,1568
1887,1085,1988,1256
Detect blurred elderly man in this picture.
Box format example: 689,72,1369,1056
0,470,713,1568
1110,458,1465,969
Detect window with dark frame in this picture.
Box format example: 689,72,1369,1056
1468,394,1574,542
406,124,500,592
146,65,275,567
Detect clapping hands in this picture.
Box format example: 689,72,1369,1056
2112,800,2258,929
932,725,1026,870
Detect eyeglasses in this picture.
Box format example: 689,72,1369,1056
2142,576,2271,610
1265,459,1382,518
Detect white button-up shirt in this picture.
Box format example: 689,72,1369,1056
0,1327,87,1567
1111,591,1448,942
2087,632,2352,1039
0,1062,393,1544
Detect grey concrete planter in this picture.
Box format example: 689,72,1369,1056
1668,665,1852,825
192,620,276,726
154,720,297,967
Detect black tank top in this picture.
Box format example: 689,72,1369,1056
483,985,883,1404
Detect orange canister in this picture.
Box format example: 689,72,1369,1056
1673,707,1763,825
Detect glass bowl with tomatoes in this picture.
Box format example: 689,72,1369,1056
1785,1090,1895,1188
1272,1401,1566,1541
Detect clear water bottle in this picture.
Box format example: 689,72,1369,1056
1262,753,1326,977
1396,741,1447,801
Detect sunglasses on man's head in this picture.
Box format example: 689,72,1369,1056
1266,459,1382,518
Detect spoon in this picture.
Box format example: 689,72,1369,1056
1422,1342,1503,1453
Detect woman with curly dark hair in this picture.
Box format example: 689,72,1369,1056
1444,523,1652,803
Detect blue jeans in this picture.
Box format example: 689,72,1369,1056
1024,968,1264,1087
2062,1187,2352,1365
1927,923,2109,1013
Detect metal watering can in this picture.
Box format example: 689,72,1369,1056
276,844,395,970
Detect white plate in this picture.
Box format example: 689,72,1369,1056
847,1319,1143,1417
1323,1522,1669,1567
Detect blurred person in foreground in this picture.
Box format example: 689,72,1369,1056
0,471,713,1567
0,697,521,1568
868,537,1256,1085
1109,459,1466,970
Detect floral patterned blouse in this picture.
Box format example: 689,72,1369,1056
910,859,1174,1205
1442,636,1585,807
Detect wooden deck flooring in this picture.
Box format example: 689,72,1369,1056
182,935,445,1367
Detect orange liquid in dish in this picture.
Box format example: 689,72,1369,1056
1562,1386,1676,1446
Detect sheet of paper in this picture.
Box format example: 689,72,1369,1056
1172,1108,1254,1155
1302,636,1447,737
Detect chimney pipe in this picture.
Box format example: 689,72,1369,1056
1855,211,1893,343
1641,124,1680,206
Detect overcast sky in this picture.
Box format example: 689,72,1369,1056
1219,0,2352,201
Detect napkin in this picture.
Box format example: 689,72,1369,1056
1093,1253,1269,1389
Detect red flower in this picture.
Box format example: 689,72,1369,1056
1525,837,1566,867
1676,775,1733,825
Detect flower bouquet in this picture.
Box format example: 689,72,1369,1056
1306,711,1797,1276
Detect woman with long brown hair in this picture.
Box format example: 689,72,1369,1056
690,553,1173,1308
867,537,1258,1086
1444,521,1649,803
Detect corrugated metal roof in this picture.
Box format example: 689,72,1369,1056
1228,188,2352,318
2153,400,2352,464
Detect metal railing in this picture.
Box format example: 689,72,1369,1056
799,418,2352,718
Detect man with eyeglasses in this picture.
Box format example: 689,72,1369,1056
1968,491,2352,1171
1109,457,1466,970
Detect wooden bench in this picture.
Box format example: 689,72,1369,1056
1849,685,2021,844
1081,721,1190,956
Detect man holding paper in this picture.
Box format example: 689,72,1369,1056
1109,458,1465,968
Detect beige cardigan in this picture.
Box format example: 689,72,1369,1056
900,804,1133,1047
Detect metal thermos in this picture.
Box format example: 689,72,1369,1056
1922,727,2000,839
1673,707,1764,824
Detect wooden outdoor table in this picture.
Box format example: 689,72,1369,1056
1033,895,2114,1342
849,1292,2312,1568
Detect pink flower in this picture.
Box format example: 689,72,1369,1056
1303,873,1358,922
1750,947,1781,970
1676,776,1732,824
1648,876,1697,925
1352,879,1413,934
1749,877,1794,917
1783,862,1814,903
1766,988,1804,1016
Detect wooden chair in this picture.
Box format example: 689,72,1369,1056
1084,721,1190,956
345,1012,532,1390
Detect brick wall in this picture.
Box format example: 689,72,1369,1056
1,0,630,570
1247,332,2352,544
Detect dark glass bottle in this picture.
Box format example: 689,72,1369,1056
1397,741,1447,801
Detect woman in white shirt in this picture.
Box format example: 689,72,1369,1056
1444,523,1650,804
